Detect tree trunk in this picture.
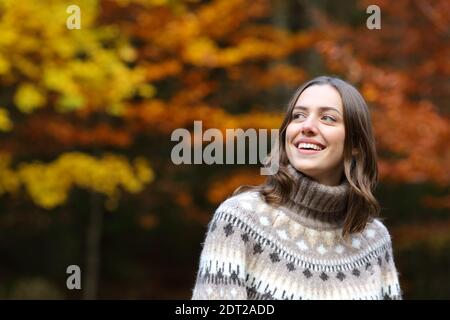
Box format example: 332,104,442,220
83,192,103,299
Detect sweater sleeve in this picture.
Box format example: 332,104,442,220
380,238,403,300
191,208,248,300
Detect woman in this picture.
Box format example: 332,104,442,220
191,76,402,300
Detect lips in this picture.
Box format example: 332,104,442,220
294,138,326,150
297,143,324,151
296,147,323,155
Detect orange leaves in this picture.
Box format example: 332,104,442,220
13,115,133,153
315,0,450,190
137,213,159,230
378,156,450,187
175,191,193,208
248,64,307,90
196,0,270,40
182,36,288,67
171,72,218,105
206,169,265,204
173,190,211,224
373,101,448,153
183,37,220,67
373,100,450,186
124,0,313,70
392,219,450,251
47,121,132,148
2,0,445,216
422,195,450,210
182,28,315,68
144,60,183,82
361,83,379,103
124,100,284,135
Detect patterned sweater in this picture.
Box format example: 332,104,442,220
192,166,402,300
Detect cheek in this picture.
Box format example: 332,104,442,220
285,123,298,141
284,124,297,157
285,124,292,139
328,130,346,152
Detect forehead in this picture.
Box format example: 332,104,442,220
295,84,343,113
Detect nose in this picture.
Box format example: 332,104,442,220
301,115,319,135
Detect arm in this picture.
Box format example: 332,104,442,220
191,211,248,300
380,240,402,300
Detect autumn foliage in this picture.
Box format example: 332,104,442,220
0,0,448,298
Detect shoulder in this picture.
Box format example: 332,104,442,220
209,190,273,228
202,190,268,243
214,190,267,217
361,218,394,247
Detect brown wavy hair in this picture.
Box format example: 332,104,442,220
234,75,381,237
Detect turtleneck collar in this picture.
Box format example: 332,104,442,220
279,163,350,231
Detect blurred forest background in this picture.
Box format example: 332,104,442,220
0,0,448,299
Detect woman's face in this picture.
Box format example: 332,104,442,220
285,84,346,186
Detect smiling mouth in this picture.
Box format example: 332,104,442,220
294,141,326,151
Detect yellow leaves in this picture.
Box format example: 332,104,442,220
149,0,169,7
238,38,276,58
0,107,13,131
0,0,146,115
0,54,11,75
118,45,137,62
183,37,219,67
18,163,70,209
133,157,154,184
69,60,105,86
56,94,85,112
14,84,46,113
137,84,156,99
0,152,154,210
43,68,76,93
183,37,282,67
0,28,17,47
182,28,309,67
56,153,145,196
43,66,85,111
0,153,20,195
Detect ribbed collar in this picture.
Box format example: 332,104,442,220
280,164,350,231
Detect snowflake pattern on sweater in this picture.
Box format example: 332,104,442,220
192,190,402,300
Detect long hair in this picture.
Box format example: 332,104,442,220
235,75,380,238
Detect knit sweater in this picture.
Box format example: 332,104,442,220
192,166,402,300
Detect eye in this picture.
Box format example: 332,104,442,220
292,112,306,120
322,115,336,122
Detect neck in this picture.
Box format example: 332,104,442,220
281,164,350,231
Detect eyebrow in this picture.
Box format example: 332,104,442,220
293,105,342,115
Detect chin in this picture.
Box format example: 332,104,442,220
289,159,321,175
290,161,311,172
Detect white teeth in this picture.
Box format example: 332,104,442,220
298,143,323,151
